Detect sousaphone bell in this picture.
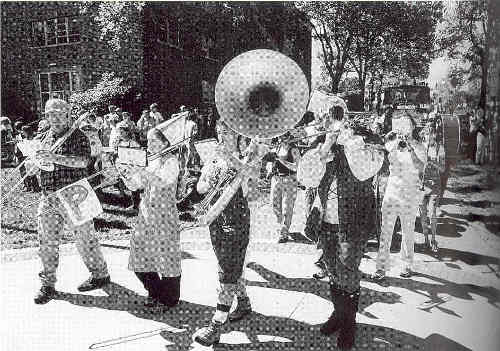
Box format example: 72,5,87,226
215,49,310,139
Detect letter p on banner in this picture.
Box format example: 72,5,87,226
57,179,103,227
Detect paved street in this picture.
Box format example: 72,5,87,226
1,166,500,351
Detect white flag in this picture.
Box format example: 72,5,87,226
194,138,219,165
307,90,348,119
156,111,189,145
16,139,44,158
56,179,103,226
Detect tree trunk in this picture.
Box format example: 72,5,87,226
330,72,342,93
359,78,366,111
479,61,488,109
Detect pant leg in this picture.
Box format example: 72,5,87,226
135,271,161,298
400,208,418,270
234,277,249,300
336,239,368,293
281,176,298,233
37,197,64,287
61,200,109,279
375,198,399,272
319,222,339,280
270,176,284,230
419,193,431,236
159,275,181,307
213,282,236,324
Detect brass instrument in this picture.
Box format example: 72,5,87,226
196,49,310,226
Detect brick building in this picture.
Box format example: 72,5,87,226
1,1,311,121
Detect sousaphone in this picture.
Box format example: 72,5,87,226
195,50,309,226
215,49,310,139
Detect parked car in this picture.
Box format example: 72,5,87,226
1,117,16,164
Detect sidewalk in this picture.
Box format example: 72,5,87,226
1,164,500,351
1,233,499,351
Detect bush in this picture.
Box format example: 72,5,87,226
69,72,133,114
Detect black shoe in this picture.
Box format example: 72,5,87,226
320,312,341,335
34,286,56,305
193,321,222,346
77,276,111,292
400,268,413,278
313,269,327,280
278,235,288,243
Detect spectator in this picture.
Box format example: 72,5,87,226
205,106,217,139
102,105,120,147
149,103,164,126
136,109,155,147
110,120,142,213
475,107,488,165
468,111,478,162
13,121,23,139
115,107,123,120
121,111,137,134
16,125,40,192
37,119,50,135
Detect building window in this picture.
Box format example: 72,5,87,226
38,70,81,113
31,17,80,47
200,36,215,59
157,18,182,48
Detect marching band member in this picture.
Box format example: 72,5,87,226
268,131,301,243
118,128,181,308
193,119,256,347
309,105,384,350
372,114,426,280
27,99,110,305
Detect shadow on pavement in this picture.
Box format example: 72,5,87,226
435,214,468,238
441,210,500,237
440,198,500,209
245,262,500,319
436,247,500,268
53,282,470,351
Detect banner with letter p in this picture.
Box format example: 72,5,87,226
56,179,103,227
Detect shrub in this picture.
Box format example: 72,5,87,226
69,72,132,114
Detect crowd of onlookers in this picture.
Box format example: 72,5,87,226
1,102,219,210
464,104,499,166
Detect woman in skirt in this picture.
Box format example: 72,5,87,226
192,120,256,346
118,128,181,308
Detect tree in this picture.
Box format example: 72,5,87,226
438,0,498,108
297,1,360,93
298,1,442,105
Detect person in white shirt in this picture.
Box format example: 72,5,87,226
136,109,155,146
372,114,426,281
306,105,384,350
149,103,164,126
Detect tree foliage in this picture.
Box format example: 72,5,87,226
69,72,132,112
438,0,499,108
298,1,442,105
79,1,145,51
